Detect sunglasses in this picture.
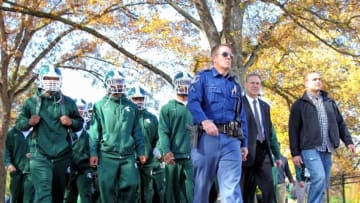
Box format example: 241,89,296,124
219,52,233,58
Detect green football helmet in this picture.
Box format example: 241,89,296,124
128,86,147,110
173,71,192,96
104,70,126,94
38,65,62,92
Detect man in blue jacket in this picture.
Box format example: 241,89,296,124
188,44,248,203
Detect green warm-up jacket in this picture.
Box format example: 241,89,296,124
138,109,159,163
89,95,145,158
71,129,91,172
158,99,193,159
3,127,31,174
16,90,84,157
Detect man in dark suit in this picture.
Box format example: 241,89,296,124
240,72,282,203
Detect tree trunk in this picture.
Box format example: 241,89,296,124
0,138,6,203
0,100,11,202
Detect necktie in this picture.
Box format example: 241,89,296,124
253,100,265,142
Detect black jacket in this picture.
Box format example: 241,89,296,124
242,96,281,167
288,91,353,157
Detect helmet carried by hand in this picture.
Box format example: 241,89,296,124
104,70,126,94
173,71,192,96
38,65,62,92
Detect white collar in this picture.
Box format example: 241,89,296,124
246,94,259,104
76,129,83,138
22,127,33,138
175,98,187,106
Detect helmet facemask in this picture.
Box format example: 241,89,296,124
131,97,146,110
106,72,126,94
77,104,87,119
87,103,93,120
175,79,191,96
74,98,88,120
38,66,62,92
128,86,147,110
41,77,62,92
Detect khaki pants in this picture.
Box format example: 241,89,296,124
276,183,287,203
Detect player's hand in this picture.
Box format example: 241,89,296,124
7,164,16,173
60,115,72,126
292,155,303,167
25,153,31,159
29,115,41,126
164,152,175,165
138,155,148,165
90,156,98,167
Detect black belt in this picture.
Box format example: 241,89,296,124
215,122,238,137
215,123,228,134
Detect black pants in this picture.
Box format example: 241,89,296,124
241,142,275,203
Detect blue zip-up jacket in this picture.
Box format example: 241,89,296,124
187,68,248,147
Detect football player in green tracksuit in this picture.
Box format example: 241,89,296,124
158,71,194,203
128,86,166,203
16,65,84,203
89,70,146,203
86,102,101,203
64,98,93,203
3,127,34,203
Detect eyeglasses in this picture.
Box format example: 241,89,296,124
218,52,233,58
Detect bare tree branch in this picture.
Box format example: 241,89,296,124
0,3,173,84
166,0,201,28
12,28,74,96
193,0,221,48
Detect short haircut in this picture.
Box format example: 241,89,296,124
211,44,232,56
245,72,262,82
304,71,321,83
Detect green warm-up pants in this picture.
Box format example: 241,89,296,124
139,162,166,203
30,151,71,203
63,169,93,203
165,159,193,203
9,173,34,203
98,153,140,203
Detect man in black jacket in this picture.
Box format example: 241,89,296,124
288,71,355,203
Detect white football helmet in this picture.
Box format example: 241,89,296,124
128,86,147,110
104,70,126,94
38,65,62,92
173,71,192,96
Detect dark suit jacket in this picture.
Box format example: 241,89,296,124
242,95,281,167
